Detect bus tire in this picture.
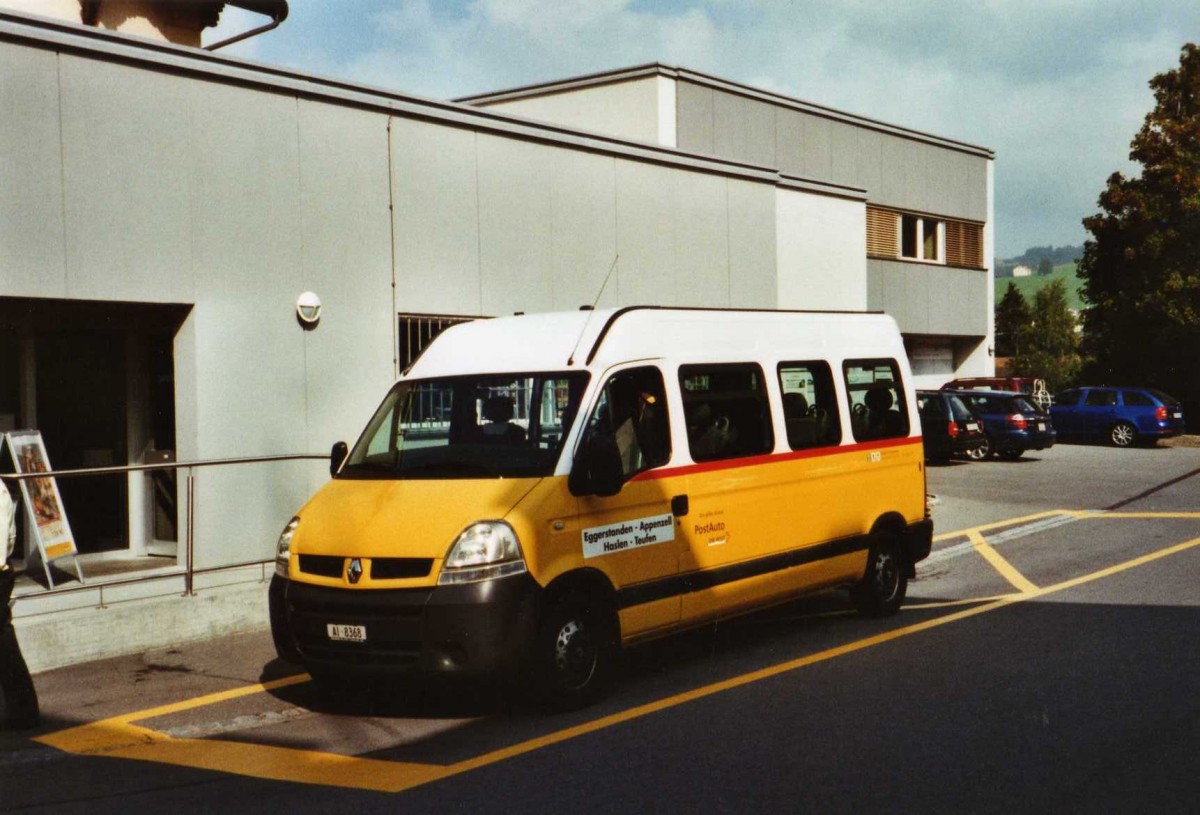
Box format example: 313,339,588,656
530,589,619,711
851,535,907,617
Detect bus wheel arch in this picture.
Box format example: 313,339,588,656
527,569,621,709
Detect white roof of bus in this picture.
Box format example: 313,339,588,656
405,307,903,378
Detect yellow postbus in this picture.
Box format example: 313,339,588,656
269,307,932,708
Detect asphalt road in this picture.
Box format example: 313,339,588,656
2,440,1198,814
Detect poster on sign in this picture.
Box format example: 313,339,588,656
3,430,84,588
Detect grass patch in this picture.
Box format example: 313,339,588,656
995,262,1084,311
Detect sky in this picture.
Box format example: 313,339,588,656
213,0,1200,259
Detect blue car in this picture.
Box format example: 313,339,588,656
1050,386,1186,447
949,390,1057,460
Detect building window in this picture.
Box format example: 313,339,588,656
944,220,984,268
398,313,477,371
901,214,941,262
867,206,983,269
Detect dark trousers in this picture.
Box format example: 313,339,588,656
0,568,38,729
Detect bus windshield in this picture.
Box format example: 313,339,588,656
340,372,590,480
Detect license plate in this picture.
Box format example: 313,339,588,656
966,422,979,432
1173,412,1182,419
327,623,366,643
1037,422,1046,431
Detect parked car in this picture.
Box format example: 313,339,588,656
942,376,1052,412
948,390,1057,460
916,390,985,462
1050,386,1185,447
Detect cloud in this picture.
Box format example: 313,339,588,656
242,0,1200,257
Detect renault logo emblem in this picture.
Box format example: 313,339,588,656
347,558,363,585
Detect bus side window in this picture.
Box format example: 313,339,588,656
778,361,842,449
583,367,671,480
844,359,909,442
680,363,774,462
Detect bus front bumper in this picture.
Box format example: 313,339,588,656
269,572,541,678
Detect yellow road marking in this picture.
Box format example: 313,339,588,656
36,515,1200,795
968,529,1039,593
932,509,1067,542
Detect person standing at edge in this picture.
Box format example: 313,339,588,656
0,478,38,729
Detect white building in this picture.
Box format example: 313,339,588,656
0,3,993,667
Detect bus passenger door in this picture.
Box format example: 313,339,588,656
575,365,681,638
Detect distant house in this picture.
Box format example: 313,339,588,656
1013,265,1033,278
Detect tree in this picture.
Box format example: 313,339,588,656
1077,43,1200,429
1011,279,1081,391
1036,257,1054,276
994,281,1032,358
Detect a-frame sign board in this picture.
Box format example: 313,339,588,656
3,431,85,588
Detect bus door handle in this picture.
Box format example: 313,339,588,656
671,494,689,517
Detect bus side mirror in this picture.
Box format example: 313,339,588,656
568,432,624,498
330,441,349,478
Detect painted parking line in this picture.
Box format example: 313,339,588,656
967,529,1039,594
36,512,1200,794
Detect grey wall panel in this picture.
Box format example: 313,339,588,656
866,131,989,220
801,114,833,181
954,151,990,222
184,79,310,564
828,118,861,189
548,149,619,310
186,79,305,456
875,263,910,331
476,134,555,316
295,101,396,463
775,108,805,179
672,172,729,306
866,256,884,311
903,263,931,334
869,258,988,336
926,267,961,334
675,80,714,155
0,44,65,297
855,128,884,204
712,89,775,168
726,179,777,309
876,136,910,210
390,118,482,315
59,55,195,303
614,160,680,306
960,268,983,334
476,78,661,145
901,139,929,214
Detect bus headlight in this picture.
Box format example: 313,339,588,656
275,516,299,578
439,521,527,585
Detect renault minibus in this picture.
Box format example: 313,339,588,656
269,306,933,708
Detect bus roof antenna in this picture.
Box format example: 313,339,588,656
567,254,618,366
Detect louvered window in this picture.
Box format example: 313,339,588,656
866,206,898,257
944,220,984,268
867,206,983,269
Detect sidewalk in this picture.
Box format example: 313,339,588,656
11,562,273,674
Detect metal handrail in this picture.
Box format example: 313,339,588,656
1,453,328,597
0,453,327,481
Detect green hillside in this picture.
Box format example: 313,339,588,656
995,262,1084,311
